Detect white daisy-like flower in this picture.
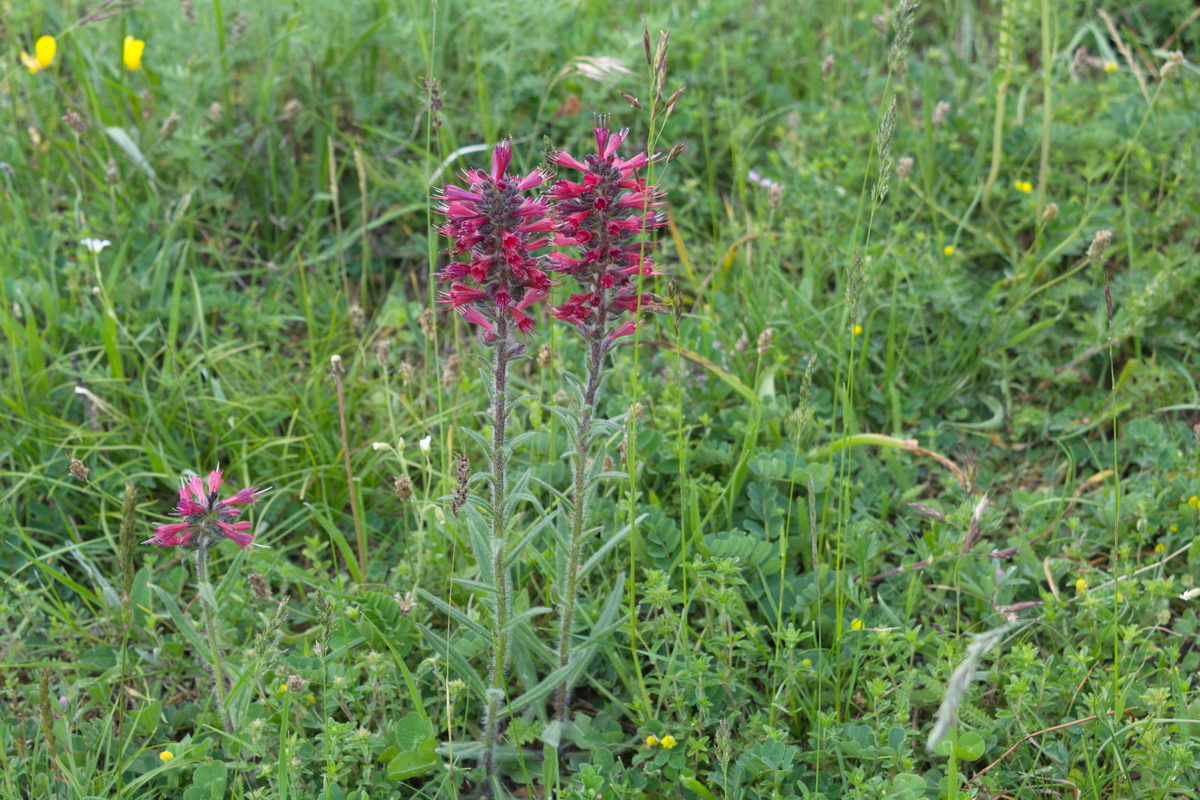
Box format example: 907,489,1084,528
1180,588,1200,602
81,238,112,253
419,436,432,454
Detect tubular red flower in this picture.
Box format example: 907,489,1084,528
607,319,639,341
146,469,269,550
434,141,554,336
546,123,667,346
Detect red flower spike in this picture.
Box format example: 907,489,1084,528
546,125,667,346
434,141,553,336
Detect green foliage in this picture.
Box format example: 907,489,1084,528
2,0,1200,798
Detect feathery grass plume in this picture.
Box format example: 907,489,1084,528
546,120,667,724
872,95,898,205
887,0,918,76
314,594,338,656
844,249,866,325
716,717,733,776
39,668,57,769
119,483,138,618
252,598,289,680
787,355,817,438
926,623,1012,752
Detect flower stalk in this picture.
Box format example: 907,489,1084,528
481,316,513,780
195,544,234,735
146,468,268,738
546,123,666,723
433,141,552,783
554,330,607,722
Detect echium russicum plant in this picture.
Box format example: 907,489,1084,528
433,141,553,783
546,121,667,724
145,469,269,735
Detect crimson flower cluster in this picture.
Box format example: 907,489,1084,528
435,142,554,338
146,470,268,550
547,126,666,343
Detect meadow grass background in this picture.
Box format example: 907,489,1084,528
2,0,1200,798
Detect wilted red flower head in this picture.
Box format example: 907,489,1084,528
434,141,554,338
146,469,269,550
547,123,666,342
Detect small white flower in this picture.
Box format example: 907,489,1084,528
1180,588,1200,602
81,238,112,253
419,436,432,454
372,442,390,452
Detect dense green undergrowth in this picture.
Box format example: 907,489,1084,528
3,0,1200,798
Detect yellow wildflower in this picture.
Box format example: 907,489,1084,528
123,36,145,71
277,683,288,694
801,658,812,667
1169,525,1178,533
853,324,863,337
160,750,174,762
943,245,955,257
850,618,864,631
1155,542,1165,555
1104,62,1118,74
1115,592,1123,602
644,734,660,748
1188,495,1200,510
1020,181,1033,194
21,35,57,73
1074,578,1088,594
306,694,316,704
661,735,677,749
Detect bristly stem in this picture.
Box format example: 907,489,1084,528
195,546,234,736
554,307,608,724
481,314,512,784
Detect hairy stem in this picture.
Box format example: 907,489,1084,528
481,315,512,783
554,305,608,724
195,546,234,736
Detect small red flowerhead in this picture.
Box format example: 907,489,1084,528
145,469,269,550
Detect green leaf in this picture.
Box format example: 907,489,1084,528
954,731,986,760
386,739,439,780
104,126,157,181
394,711,434,751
